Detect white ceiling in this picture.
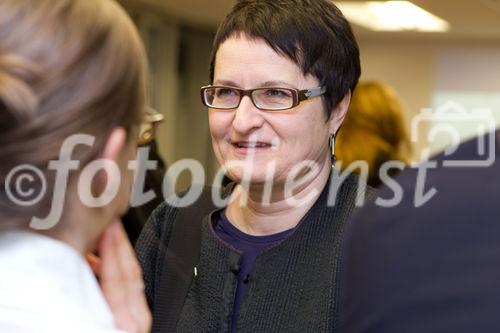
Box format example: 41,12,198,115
130,0,500,41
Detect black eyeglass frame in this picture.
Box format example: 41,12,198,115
200,85,327,111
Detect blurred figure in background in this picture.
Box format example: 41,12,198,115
336,81,412,187
337,130,500,333
123,107,165,246
0,0,150,332
123,140,167,246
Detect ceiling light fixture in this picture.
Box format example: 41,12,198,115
336,1,450,32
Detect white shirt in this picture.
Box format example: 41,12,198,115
0,230,124,333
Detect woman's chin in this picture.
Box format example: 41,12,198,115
225,168,278,186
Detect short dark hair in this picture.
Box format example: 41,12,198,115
209,0,361,117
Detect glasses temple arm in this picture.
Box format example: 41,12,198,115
299,86,327,100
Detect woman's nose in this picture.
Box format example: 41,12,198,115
231,95,265,134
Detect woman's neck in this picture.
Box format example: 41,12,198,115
39,228,88,254
225,158,332,236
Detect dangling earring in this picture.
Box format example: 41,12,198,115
328,132,336,166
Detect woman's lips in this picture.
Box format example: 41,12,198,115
233,141,272,148
231,141,273,154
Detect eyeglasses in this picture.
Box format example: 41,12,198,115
137,107,164,146
200,85,326,111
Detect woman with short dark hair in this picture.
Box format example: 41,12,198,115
137,0,363,331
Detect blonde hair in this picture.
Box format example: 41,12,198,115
336,81,411,187
0,0,147,227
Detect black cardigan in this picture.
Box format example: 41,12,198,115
136,174,365,332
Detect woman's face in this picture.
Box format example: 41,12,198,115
209,35,337,185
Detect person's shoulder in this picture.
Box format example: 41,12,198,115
148,200,179,232
327,171,373,208
135,198,181,260
336,130,500,332
142,183,225,242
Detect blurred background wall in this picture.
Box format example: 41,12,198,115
118,0,500,188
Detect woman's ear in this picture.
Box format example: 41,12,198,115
328,91,352,134
102,127,127,164
94,127,127,191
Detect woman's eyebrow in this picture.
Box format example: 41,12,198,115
212,79,297,89
213,79,239,87
260,80,295,88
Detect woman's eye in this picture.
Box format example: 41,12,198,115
216,88,236,97
265,89,291,98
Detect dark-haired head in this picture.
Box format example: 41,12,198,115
210,0,361,117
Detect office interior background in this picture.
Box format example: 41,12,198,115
118,0,500,189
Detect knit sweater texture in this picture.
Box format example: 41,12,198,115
136,174,365,332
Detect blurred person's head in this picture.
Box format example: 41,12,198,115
203,0,360,191
0,0,147,251
336,81,412,187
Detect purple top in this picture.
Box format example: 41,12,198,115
213,209,296,332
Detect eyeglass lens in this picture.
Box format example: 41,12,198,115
204,87,294,110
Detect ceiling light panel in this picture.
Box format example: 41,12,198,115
336,1,450,32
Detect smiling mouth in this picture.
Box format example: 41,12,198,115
232,142,273,149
